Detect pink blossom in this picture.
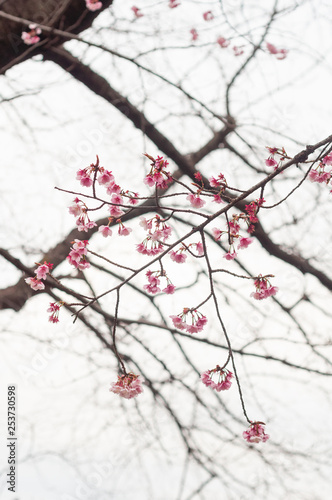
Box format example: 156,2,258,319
209,173,226,188
187,193,206,208
35,262,53,280
238,237,253,250
276,49,288,60
67,240,90,270
190,29,198,42
109,205,124,217
25,277,45,291
323,154,332,165
170,315,186,330
251,275,278,300
136,241,164,256
243,422,269,444
118,225,132,236
98,225,113,237
106,182,121,195
76,169,93,187
21,24,41,45
233,46,244,56
47,302,61,323
163,284,176,294
140,217,153,231
170,250,187,263
68,200,83,217
76,218,97,232
217,37,230,48
265,157,277,167
203,11,214,21
266,42,278,55
195,242,204,256
131,6,143,17
169,0,180,8
213,194,224,204
201,367,233,391
212,228,223,241
111,193,123,205
86,0,103,11
223,251,237,261
98,170,114,185
229,220,240,236
308,169,331,184
110,373,143,399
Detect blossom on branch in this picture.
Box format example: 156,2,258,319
190,29,198,42
25,261,54,291
170,308,207,334
21,24,41,45
203,11,214,21
110,373,143,399
143,154,172,189
217,37,230,48
47,302,62,323
251,275,278,300
67,240,90,270
86,0,103,12
243,422,269,443
25,277,45,291
131,6,143,18
201,366,233,391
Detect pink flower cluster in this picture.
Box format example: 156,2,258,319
25,262,53,291
67,240,90,270
144,154,172,189
308,154,332,185
86,0,103,12
266,42,288,60
170,308,207,334
265,146,288,170
47,302,62,323
186,193,206,209
243,422,269,443
110,373,143,399
251,275,278,300
68,198,97,232
137,215,172,256
245,198,265,233
201,367,233,391
209,172,227,204
216,36,243,56
21,24,41,45
143,270,176,295
169,248,187,263
212,216,253,259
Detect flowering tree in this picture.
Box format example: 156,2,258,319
1,1,332,498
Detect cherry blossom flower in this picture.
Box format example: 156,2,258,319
118,224,132,236
163,283,176,294
144,154,172,189
223,251,237,261
245,198,265,225
229,220,240,236
35,262,53,280
266,42,287,60
265,157,278,167
201,366,233,391
86,0,103,11
106,182,121,195
195,242,204,256
170,308,207,333
131,6,143,18
308,167,331,184
190,29,198,42
233,46,244,56
98,225,113,237
108,205,124,218
25,277,45,291
47,302,61,323
110,373,143,399
243,422,269,443
98,169,114,185
203,11,214,21
237,237,253,250
212,228,223,241
67,240,90,270
217,36,230,48
251,275,278,300
186,194,206,208
169,250,187,263
21,24,41,45
169,0,180,8
68,198,84,217
209,173,227,188
322,154,332,166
